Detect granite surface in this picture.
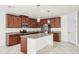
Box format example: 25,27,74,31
21,33,51,39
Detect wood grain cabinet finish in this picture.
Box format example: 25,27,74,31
50,17,61,28
7,14,61,28
7,14,14,28
29,18,38,28
21,37,27,53
13,16,22,28
20,15,28,23
53,32,60,42
7,35,21,46
7,14,22,28
38,19,48,27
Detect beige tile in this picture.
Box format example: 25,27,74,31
0,42,79,54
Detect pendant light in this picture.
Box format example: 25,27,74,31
48,19,50,24
37,18,40,22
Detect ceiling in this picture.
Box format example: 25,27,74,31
0,5,79,19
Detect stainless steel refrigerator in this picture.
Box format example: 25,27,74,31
41,24,51,33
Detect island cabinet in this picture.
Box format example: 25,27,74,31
7,34,21,46
21,37,27,53
53,32,61,42
50,17,61,28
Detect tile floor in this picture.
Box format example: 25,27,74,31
0,42,79,54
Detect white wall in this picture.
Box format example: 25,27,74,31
77,12,79,45
67,12,78,45
61,15,68,42
0,11,6,46
6,28,41,32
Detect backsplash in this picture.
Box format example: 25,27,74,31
6,28,41,32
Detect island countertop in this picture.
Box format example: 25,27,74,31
21,33,52,39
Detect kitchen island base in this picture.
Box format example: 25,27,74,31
21,33,53,54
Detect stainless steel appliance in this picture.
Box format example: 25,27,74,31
41,24,51,33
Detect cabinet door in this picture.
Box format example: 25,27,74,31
17,35,21,43
54,18,60,28
7,14,14,28
20,15,27,23
50,18,55,28
50,17,61,28
9,35,17,46
13,16,18,28
53,33,60,42
40,19,48,27
14,16,22,28
17,16,22,27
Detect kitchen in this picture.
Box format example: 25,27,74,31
6,13,61,54
0,5,79,54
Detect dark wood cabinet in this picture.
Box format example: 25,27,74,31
38,19,48,27
7,14,22,28
7,14,38,28
53,32,60,42
28,18,38,28
7,34,21,46
50,17,61,28
7,14,61,28
21,37,27,53
7,14,14,28
20,15,28,24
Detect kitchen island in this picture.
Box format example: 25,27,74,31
21,33,53,54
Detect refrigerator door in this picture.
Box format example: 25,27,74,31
41,24,49,33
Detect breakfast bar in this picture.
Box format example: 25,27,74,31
21,33,53,54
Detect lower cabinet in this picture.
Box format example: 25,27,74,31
53,32,61,42
7,35,21,46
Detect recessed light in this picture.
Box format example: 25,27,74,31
8,6,12,8
47,10,51,12
36,5,40,7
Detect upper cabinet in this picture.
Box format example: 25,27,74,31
7,14,21,28
50,17,61,28
13,16,21,28
7,14,14,28
38,19,48,27
6,14,38,28
6,14,61,28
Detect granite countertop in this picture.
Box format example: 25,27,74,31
6,32,39,35
21,33,51,39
